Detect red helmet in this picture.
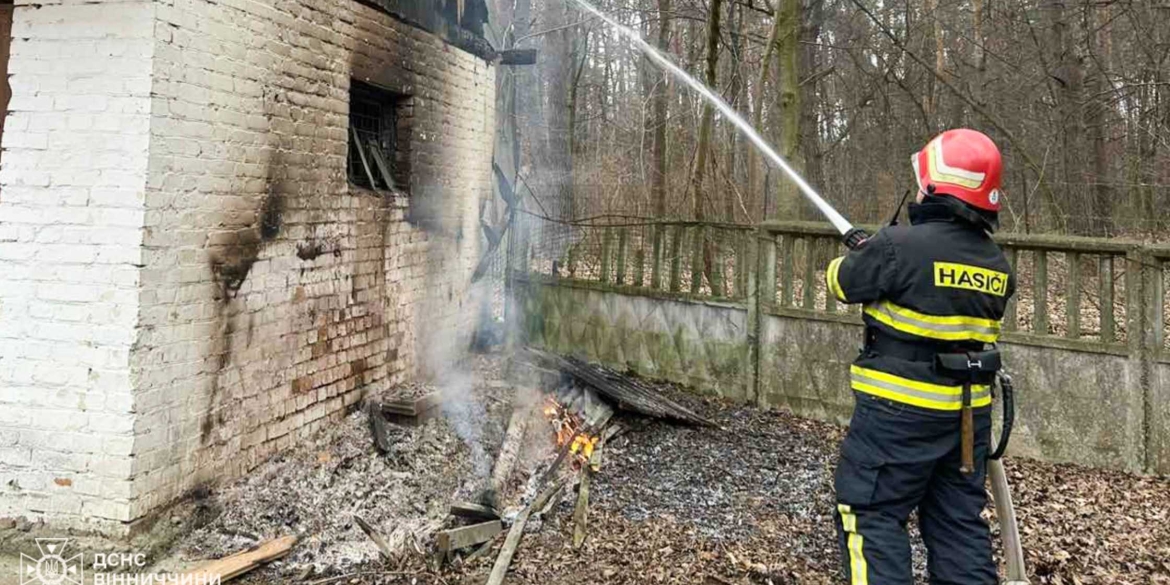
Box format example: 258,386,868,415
912,129,1003,212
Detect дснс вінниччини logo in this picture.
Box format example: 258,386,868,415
19,538,83,585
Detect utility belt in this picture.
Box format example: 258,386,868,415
859,331,1015,474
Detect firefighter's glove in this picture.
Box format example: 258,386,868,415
843,228,870,250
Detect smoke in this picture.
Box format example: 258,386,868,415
436,366,492,480
410,181,498,484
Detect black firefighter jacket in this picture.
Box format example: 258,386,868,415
824,199,1016,413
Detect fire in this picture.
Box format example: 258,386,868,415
542,398,599,464
569,433,599,460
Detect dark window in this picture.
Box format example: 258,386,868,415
348,80,410,191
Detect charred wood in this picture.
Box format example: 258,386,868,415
437,520,503,552
490,407,529,497
523,349,717,427
450,502,501,522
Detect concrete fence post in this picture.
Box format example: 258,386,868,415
746,228,761,405
1135,250,1166,473
1127,249,1159,473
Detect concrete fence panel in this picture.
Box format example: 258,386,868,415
515,220,1170,474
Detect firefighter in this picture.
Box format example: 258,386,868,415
825,129,1016,585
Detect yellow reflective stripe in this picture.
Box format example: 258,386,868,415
826,256,847,302
863,300,1000,343
926,137,985,189
851,365,993,411
879,301,1000,329
837,504,868,585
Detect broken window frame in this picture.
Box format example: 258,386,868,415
347,80,409,193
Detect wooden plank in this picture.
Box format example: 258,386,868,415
450,502,500,521
485,476,568,585
572,468,591,549
436,520,502,552
367,142,397,190
349,125,378,189
182,536,297,583
1100,255,1114,342
1066,252,1081,338
1003,248,1018,332
489,407,528,496
1034,250,1049,335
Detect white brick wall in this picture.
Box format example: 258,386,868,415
0,0,156,530
0,0,495,532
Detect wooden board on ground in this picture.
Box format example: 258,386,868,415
181,535,297,583
450,502,500,521
490,405,529,495
572,467,591,549
436,520,503,552
523,349,718,427
486,477,568,585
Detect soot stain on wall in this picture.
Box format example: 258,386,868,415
201,188,285,444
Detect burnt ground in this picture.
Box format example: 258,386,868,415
169,372,1170,585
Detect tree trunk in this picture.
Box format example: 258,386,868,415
1044,0,1084,233
650,0,671,288
800,0,825,197
723,0,743,223
688,0,723,293
773,0,804,220
543,0,574,220
1085,3,1113,236
747,6,784,220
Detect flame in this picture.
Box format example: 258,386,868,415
569,433,599,461
542,398,597,464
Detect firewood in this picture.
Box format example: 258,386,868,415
536,409,612,492
536,483,564,517
572,467,592,549
485,476,568,585
450,502,500,521
490,406,529,495
436,520,503,552
353,515,394,560
181,535,297,583
462,538,497,565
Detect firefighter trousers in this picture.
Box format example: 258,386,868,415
834,393,996,585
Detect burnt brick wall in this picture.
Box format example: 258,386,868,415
128,0,495,526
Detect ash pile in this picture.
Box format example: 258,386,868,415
161,349,716,583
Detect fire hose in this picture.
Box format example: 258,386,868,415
569,1,1028,581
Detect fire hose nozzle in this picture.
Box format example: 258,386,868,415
843,228,871,250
